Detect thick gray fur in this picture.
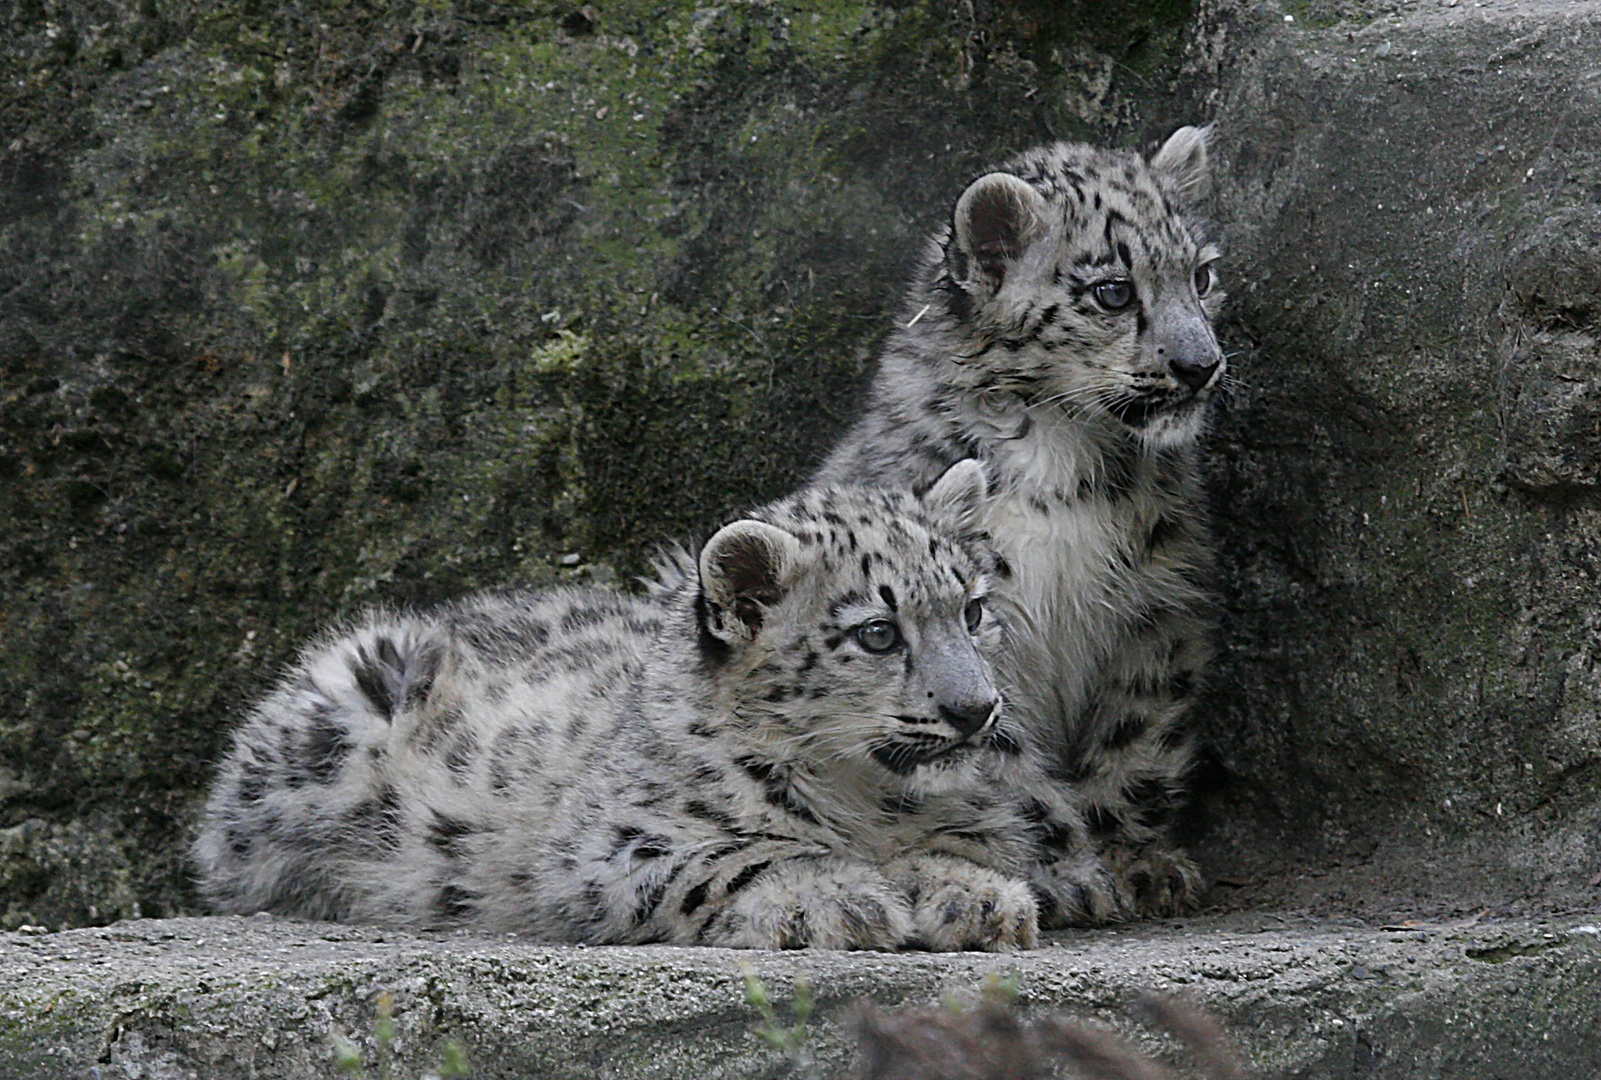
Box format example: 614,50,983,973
814,128,1227,921
194,464,1045,951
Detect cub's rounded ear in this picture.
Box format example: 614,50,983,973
921,459,989,531
1151,125,1213,204
698,521,803,642
952,172,1049,289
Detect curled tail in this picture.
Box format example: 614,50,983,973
192,614,445,919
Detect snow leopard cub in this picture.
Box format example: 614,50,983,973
194,462,1041,951
815,127,1226,922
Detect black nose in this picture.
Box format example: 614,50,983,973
939,700,997,738
1169,355,1219,392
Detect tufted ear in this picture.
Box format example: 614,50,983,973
921,459,989,531
698,520,802,643
952,172,1049,289
1151,125,1213,204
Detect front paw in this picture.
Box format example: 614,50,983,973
700,860,915,951
887,856,1038,952
1105,844,1205,917
1030,851,1130,928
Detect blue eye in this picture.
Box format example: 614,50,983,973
1093,280,1134,311
964,598,984,634
855,620,902,653
1194,262,1218,297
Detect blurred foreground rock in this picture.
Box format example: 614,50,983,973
3,913,1599,1079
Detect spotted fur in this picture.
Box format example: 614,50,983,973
194,464,1040,951
814,128,1226,920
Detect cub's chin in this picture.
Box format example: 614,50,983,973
1131,395,1213,449
902,746,990,796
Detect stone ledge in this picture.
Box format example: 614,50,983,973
3,913,1598,1078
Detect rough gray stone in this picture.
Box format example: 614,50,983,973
3,913,1599,1079
1196,0,1601,917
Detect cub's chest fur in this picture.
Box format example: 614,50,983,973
972,408,1202,721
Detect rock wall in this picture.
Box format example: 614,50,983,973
3,0,1600,933
1198,0,1601,916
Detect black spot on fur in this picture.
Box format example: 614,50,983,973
689,763,724,787
427,810,477,857
445,730,479,778
680,879,711,915
236,762,269,805
634,834,673,859
636,878,669,924
435,884,477,921
402,641,443,709
1103,713,1148,751
878,584,898,611
350,636,406,719
347,785,404,852
766,781,821,826
684,799,739,831
300,709,352,784
1086,804,1120,838
724,861,772,896
994,553,1013,579
737,757,776,783
1028,807,1083,853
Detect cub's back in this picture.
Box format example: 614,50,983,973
192,585,664,923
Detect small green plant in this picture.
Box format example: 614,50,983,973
743,968,821,1078
331,991,471,1080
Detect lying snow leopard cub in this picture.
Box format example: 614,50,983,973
816,127,1226,922
194,462,1040,951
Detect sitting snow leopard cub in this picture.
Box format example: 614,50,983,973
194,462,1043,951
815,127,1226,922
